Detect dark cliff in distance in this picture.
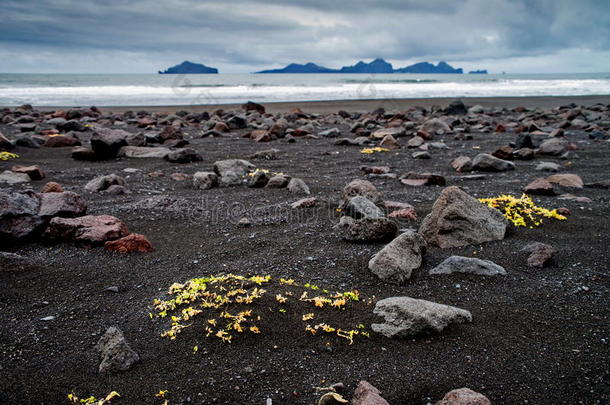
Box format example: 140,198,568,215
469,69,488,74
257,59,469,74
159,61,218,74
394,61,463,74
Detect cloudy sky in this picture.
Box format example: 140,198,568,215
1,0,609,74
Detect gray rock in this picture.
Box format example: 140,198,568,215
451,156,473,172
0,191,43,240
352,381,390,405
266,175,290,188
213,159,255,179
247,170,269,188
368,231,427,284
472,153,515,172
164,148,202,163
193,172,218,190
117,146,170,158
419,186,507,248
336,216,397,243
371,296,472,338
0,171,31,184
430,256,506,276
96,326,140,374
538,138,567,156
85,174,127,193
318,128,341,138
250,148,280,160
38,191,87,218
287,178,310,195
90,127,129,159
341,179,381,203
343,196,384,219
422,118,451,134
412,151,431,159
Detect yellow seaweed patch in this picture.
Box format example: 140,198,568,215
360,147,389,154
0,152,19,160
478,194,566,228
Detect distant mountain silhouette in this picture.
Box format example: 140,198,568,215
256,62,336,73
159,61,218,74
257,59,468,74
468,69,488,74
394,61,463,74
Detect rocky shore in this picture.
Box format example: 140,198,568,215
1,98,609,404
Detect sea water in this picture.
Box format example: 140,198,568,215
0,72,609,107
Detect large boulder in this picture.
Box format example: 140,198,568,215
429,256,506,276
472,153,515,172
336,216,397,243
371,297,472,338
96,327,140,374
0,191,43,240
435,388,491,405
419,187,507,248
368,231,427,284
38,191,87,218
90,127,129,159
45,215,129,245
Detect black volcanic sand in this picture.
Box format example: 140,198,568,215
1,99,609,405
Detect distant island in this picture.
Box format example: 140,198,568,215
256,59,472,74
159,61,218,74
468,70,488,74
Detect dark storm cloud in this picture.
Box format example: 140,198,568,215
0,0,609,72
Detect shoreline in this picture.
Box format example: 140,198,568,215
28,94,610,114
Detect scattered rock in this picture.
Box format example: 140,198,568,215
522,242,556,267
247,170,270,188
0,190,44,240
538,138,567,156
193,172,219,190
45,135,81,148
336,216,397,243
371,127,404,140
250,149,279,160
361,166,390,175
288,178,311,195
368,231,427,284
371,296,472,338
343,196,385,219
291,197,317,209
11,165,45,180
164,148,203,163
472,153,515,172
0,252,37,272
90,128,129,158
422,118,451,134
547,173,584,188
85,174,127,193
351,381,390,405
38,191,87,218
412,151,431,159
523,178,556,196
379,134,400,150
342,179,381,202
46,215,129,245
430,256,506,276
407,136,425,148
419,186,507,248
318,128,341,138
213,159,255,181
400,172,446,187
0,170,31,184
535,162,560,172
71,146,97,161
104,233,154,253
96,327,140,374
117,146,170,158
435,388,491,405
451,156,473,172
266,175,290,188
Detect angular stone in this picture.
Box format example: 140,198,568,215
117,146,170,158
213,159,255,179
538,138,567,156
352,381,390,405
400,172,446,187
11,165,45,180
535,162,560,172
341,179,381,202
41,182,64,193
85,174,126,193
407,136,425,148
46,215,129,245
96,327,140,374
368,231,427,284
44,135,81,148
250,129,271,142
430,256,506,276
372,297,472,338
451,156,473,172
336,216,397,243
522,242,556,268
91,128,129,158
0,171,30,184
266,175,290,188
291,197,317,209
412,151,431,159
164,148,202,163
71,146,97,161
39,191,87,218
361,166,391,175
344,196,384,219
419,186,507,248
472,153,515,172
371,127,405,140
379,134,400,150
247,170,269,188
422,118,451,134
318,128,341,138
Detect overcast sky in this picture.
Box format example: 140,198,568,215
1,0,609,74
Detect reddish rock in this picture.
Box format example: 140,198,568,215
11,165,45,181
291,197,317,209
379,134,400,150
213,122,230,132
40,129,60,136
400,172,446,187
41,182,64,193
522,242,556,268
250,129,271,142
557,207,571,216
383,201,415,211
46,215,129,245
388,208,417,221
292,128,310,137
495,123,506,132
137,117,156,127
407,136,425,148
523,178,556,195
436,388,491,405
342,179,382,203
513,148,535,160
547,173,583,188
242,101,266,114
104,233,153,253
416,129,433,140
45,135,81,148
51,109,67,118
352,381,390,405
491,145,513,160
72,146,97,161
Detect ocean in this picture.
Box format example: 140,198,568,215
0,72,609,107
